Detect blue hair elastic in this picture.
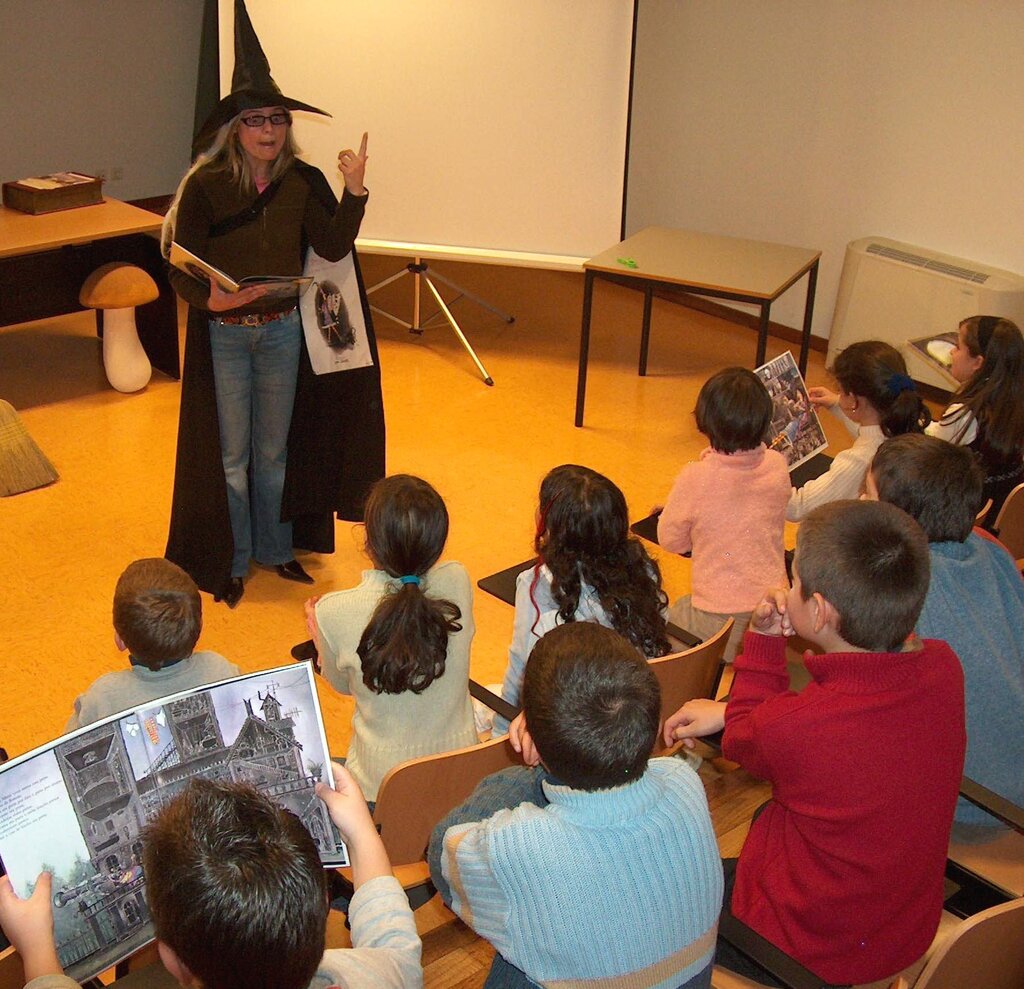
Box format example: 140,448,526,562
398,575,421,585
888,372,916,395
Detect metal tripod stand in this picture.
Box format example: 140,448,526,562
365,258,515,386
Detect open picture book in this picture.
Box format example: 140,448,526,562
0,664,344,983
755,350,828,470
169,241,313,300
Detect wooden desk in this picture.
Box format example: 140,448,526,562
575,226,821,426
0,198,179,379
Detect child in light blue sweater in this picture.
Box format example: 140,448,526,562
430,622,723,989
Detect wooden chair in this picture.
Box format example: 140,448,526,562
337,733,520,908
993,481,1024,562
945,777,1024,916
711,899,1024,989
889,897,1024,989
0,948,23,989
651,618,733,755
976,497,992,524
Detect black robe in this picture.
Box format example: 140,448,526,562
165,162,385,595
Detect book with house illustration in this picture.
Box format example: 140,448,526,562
0,664,344,983
755,350,828,470
169,241,313,299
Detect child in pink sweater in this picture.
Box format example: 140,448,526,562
658,367,790,661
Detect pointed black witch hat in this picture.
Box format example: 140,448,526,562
192,0,329,156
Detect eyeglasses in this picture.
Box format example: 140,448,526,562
240,111,292,128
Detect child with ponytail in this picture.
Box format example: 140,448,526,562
788,340,930,520
926,315,1024,528
308,474,477,802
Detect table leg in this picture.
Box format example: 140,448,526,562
638,285,654,375
756,302,771,367
575,270,596,427
798,260,819,375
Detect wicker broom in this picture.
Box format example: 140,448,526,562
0,400,59,496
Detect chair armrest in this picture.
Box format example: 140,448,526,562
469,680,520,724
959,776,1024,833
718,908,830,989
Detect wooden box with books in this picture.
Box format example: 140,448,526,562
2,172,104,214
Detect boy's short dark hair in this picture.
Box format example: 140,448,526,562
695,367,773,454
113,558,201,670
143,779,327,989
522,622,660,791
795,501,930,652
870,434,984,544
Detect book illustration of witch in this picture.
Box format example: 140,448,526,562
315,279,356,350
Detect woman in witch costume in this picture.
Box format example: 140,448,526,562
161,4,385,608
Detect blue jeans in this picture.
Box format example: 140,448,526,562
209,310,302,577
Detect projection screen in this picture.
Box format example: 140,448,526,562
220,1,634,267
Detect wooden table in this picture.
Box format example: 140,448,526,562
575,226,821,426
0,198,179,379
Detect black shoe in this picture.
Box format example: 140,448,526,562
291,639,319,663
276,560,314,585
215,577,245,608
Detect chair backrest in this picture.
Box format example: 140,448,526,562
372,734,519,864
650,618,732,754
909,896,1024,989
0,948,24,989
994,482,1024,561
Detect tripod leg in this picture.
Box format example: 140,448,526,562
424,277,494,386
427,269,516,324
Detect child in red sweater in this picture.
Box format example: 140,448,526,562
665,500,966,986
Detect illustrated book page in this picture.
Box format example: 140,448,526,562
169,242,313,300
0,663,345,983
755,350,828,470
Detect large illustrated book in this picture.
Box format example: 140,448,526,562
0,664,345,983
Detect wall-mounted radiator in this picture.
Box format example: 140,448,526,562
827,237,1024,390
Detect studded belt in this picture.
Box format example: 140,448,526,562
216,305,297,327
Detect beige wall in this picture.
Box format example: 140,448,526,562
2,0,204,201
628,0,1024,339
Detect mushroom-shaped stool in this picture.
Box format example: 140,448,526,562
79,263,159,393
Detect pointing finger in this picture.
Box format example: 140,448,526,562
359,131,368,156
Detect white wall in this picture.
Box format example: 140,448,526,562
627,0,1024,338
1,0,204,201
232,0,633,260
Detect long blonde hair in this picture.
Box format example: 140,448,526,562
161,111,300,257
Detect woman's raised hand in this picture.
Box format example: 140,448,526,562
338,132,369,197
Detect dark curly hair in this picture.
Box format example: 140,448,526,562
532,465,670,658
833,340,931,437
357,475,462,695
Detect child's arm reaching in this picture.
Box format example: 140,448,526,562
718,589,797,779
657,465,697,556
807,386,838,410
314,766,423,989
0,873,68,986
663,699,726,749
316,764,390,888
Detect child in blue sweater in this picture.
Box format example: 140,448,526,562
867,433,1024,834
429,622,723,989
